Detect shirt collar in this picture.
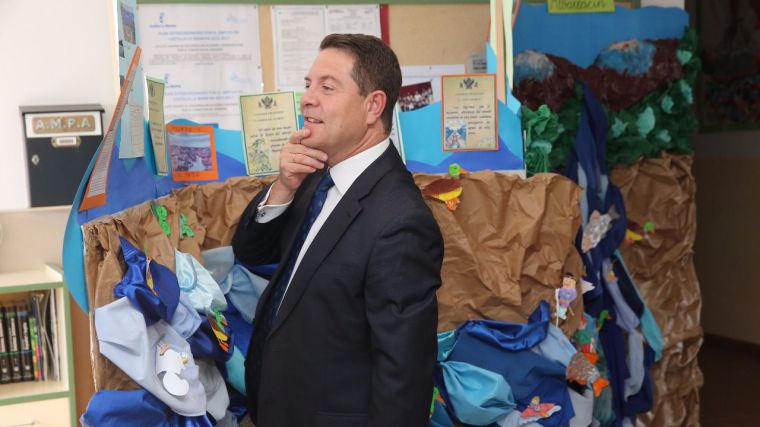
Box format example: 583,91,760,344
329,138,390,196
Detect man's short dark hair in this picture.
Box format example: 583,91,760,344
320,33,401,134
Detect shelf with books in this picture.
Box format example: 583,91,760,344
0,265,75,426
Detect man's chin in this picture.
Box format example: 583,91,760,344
300,137,321,149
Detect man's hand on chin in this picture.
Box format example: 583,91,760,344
267,128,328,205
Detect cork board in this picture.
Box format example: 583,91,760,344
257,3,491,92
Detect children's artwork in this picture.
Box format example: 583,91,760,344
519,396,561,424
207,312,230,353
555,273,578,321
441,74,498,152
624,220,656,244
166,124,218,182
573,315,599,364
566,352,610,397
156,343,189,397
581,207,619,253
399,81,435,112
443,120,466,150
421,163,467,211
698,0,760,131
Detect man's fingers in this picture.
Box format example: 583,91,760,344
288,144,328,163
290,128,311,145
286,163,317,175
286,152,325,170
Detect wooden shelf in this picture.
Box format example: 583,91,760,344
0,264,75,426
0,378,69,403
0,266,62,289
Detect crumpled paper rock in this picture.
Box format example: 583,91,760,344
83,171,586,390
83,176,271,391
611,153,703,427
414,171,584,335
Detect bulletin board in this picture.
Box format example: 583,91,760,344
258,3,490,91
134,1,492,92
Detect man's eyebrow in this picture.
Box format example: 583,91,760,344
303,75,341,85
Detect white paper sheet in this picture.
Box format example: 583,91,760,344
137,4,263,130
271,5,381,91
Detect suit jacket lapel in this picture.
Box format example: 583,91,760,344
268,145,402,338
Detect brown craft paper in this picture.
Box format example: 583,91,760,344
414,171,584,334
83,172,585,389
611,153,702,427
83,177,271,391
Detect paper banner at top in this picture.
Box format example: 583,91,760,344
548,0,615,13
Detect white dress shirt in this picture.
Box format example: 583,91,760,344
255,138,390,308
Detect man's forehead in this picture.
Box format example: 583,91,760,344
307,49,354,76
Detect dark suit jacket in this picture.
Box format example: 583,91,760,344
232,145,444,427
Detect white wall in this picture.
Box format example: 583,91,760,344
0,0,117,210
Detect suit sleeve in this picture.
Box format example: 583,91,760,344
364,206,444,427
232,184,291,266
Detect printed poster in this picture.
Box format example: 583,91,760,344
441,74,498,151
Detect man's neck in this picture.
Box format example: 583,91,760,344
328,128,388,167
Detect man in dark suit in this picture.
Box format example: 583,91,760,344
232,34,444,427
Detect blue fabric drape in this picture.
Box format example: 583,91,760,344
81,388,214,427
114,237,180,326
458,301,551,352
565,84,657,426
441,361,516,425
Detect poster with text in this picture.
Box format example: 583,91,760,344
138,4,263,130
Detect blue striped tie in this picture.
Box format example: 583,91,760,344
248,170,334,405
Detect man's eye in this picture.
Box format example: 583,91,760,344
322,85,333,91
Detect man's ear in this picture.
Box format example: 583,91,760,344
365,90,387,126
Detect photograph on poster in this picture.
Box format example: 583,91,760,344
166,124,218,181
120,2,136,44
444,120,467,150
399,82,435,112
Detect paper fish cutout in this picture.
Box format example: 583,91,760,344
596,309,612,331
555,274,578,322
566,352,609,397
624,220,656,244
422,164,469,211
156,343,189,396
429,386,445,418
581,206,619,252
520,396,561,424
145,258,158,297
624,229,643,244
207,311,230,352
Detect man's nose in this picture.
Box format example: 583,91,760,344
301,86,318,109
